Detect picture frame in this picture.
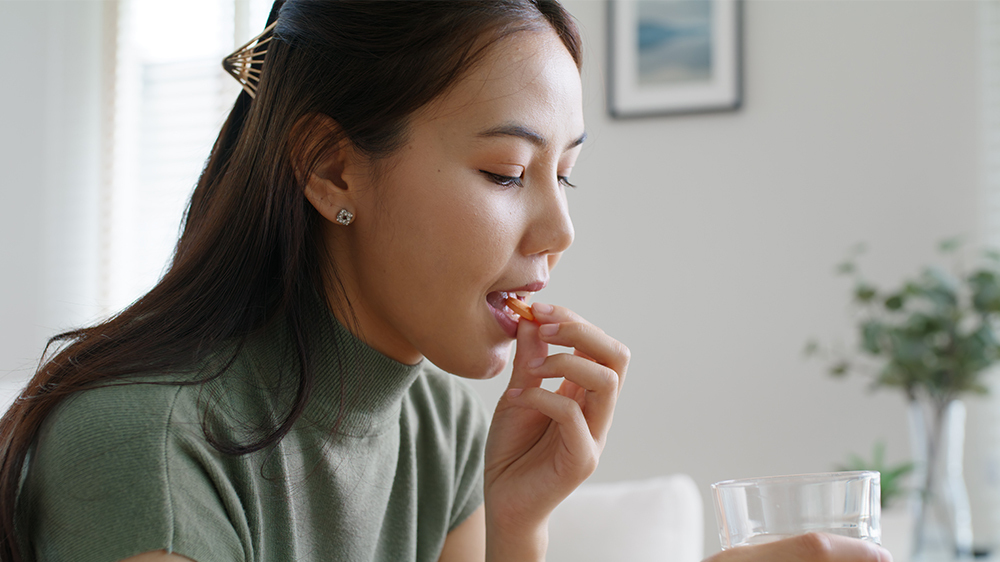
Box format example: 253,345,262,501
607,0,743,118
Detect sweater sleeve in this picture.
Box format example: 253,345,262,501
18,384,245,562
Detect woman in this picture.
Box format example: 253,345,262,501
1,2,890,561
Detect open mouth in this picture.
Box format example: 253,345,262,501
486,290,533,337
487,290,531,320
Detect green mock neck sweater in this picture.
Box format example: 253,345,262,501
17,304,488,562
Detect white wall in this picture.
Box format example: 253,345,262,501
0,1,105,402
585,0,978,551
0,0,986,556
472,0,982,554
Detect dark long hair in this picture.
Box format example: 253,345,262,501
0,1,581,559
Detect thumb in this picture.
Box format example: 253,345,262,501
507,318,547,391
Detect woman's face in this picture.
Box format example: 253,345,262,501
323,28,584,379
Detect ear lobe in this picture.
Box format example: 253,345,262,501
294,115,358,224
302,154,355,224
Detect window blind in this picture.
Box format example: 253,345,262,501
102,0,272,314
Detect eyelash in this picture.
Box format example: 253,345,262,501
480,171,578,189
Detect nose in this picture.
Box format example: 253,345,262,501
520,177,575,257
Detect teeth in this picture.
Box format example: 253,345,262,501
513,291,531,299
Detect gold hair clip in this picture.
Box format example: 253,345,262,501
222,21,278,99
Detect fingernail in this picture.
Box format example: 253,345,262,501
533,302,553,314
527,357,545,369
507,388,524,398
539,323,559,336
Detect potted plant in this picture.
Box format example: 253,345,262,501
807,239,1000,561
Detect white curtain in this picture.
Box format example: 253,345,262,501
0,1,106,406
104,0,273,314
0,0,272,407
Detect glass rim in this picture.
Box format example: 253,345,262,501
710,470,879,490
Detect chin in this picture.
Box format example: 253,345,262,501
429,340,513,380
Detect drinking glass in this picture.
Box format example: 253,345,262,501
711,471,881,549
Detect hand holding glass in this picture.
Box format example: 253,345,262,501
712,471,881,549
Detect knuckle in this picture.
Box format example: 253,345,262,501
618,342,631,364
559,395,582,419
576,321,602,338
569,321,593,338
607,340,630,378
796,532,834,561
597,366,619,392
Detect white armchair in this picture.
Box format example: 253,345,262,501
547,475,704,562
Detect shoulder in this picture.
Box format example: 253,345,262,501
25,380,209,513
21,383,186,559
21,381,245,562
35,381,189,468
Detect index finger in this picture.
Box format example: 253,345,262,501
530,303,630,378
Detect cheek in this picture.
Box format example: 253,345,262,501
376,178,518,291
432,196,516,284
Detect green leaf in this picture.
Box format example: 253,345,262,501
970,270,1000,313
884,462,916,480
830,362,850,377
939,236,963,254
904,313,945,337
836,261,856,275
885,294,905,311
803,340,820,356
921,267,959,307
855,283,877,303
861,320,884,354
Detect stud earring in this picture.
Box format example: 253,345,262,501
335,209,355,226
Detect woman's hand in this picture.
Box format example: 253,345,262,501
482,302,629,562
705,534,893,562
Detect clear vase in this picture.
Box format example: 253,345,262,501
908,397,974,561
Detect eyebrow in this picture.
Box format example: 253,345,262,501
477,123,587,151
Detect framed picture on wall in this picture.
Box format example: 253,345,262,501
607,0,743,118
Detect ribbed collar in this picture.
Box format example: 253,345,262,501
305,303,424,435
251,297,425,437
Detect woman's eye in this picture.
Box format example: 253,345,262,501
481,171,523,188
558,176,577,189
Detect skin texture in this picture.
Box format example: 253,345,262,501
303,31,583,380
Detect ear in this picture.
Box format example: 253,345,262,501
293,114,361,225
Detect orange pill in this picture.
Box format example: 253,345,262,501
505,296,535,322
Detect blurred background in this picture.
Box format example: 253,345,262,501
1,0,997,556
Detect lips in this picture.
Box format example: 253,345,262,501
487,281,545,338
